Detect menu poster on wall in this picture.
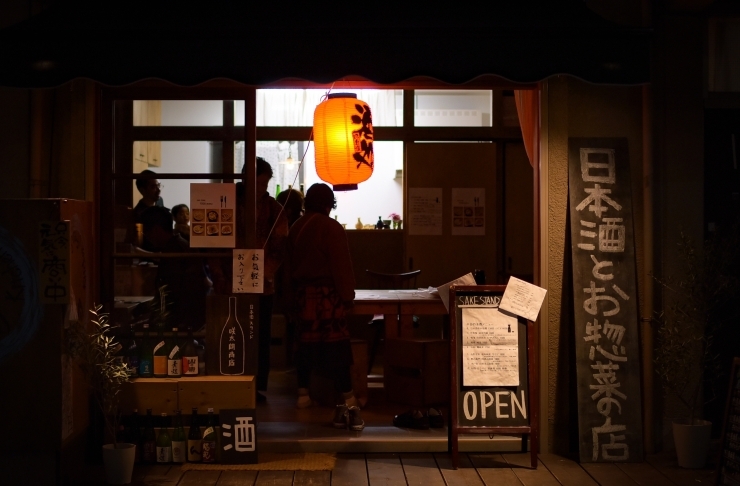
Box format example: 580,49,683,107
451,188,485,236
461,306,519,386
408,187,443,235
190,183,236,248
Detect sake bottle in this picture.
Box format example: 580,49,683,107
156,413,172,463
201,408,217,463
171,410,187,464
167,327,182,377
187,407,202,462
152,326,168,378
142,408,157,463
181,327,199,376
219,296,245,375
138,323,153,378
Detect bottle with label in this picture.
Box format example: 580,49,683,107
201,408,217,463
142,408,157,463
128,409,142,463
171,410,186,464
125,325,139,378
181,328,199,376
153,326,168,378
219,296,245,375
187,407,202,462
138,323,153,378
156,413,172,463
167,328,182,377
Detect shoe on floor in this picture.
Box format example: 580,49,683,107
332,404,349,429
428,407,444,428
393,409,429,430
256,392,267,403
348,406,364,431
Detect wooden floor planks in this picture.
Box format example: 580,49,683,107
399,453,447,486
216,470,259,486
539,453,598,485
331,453,368,486
580,462,638,486
469,453,524,486
366,453,407,486
434,453,486,485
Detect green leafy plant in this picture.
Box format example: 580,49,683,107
65,304,130,446
652,229,740,424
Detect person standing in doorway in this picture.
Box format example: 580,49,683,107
134,170,166,222
285,183,363,431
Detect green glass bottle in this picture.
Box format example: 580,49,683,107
142,408,156,463
275,184,281,198
156,413,172,463
201,408,217,463
171,410,186,463
138,323,153,378
167,327,182,377
153,326,168,378
187,407,202,462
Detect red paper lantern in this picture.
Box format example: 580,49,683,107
313,93,374,191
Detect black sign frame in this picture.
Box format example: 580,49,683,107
448,284,538,470
716,357,740,485
218,408,258,464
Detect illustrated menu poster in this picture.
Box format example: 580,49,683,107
190,183,236,248
408,187,443,235
451,188,485,236
233,249,264,294
219,408,257,464
462,306,519,386
39,220,70,304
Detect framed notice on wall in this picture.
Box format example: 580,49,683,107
190,183,236,248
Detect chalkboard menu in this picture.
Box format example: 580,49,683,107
567,138,644,463
448,285,538,470
717,357,740,485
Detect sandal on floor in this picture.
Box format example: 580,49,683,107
393,409,429,430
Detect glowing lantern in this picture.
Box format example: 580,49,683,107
313,93,374,191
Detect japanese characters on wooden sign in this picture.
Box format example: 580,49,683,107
39,221,70,304
205,295,259,377
567,138,643,463
218,408,257,464
232,249,264,294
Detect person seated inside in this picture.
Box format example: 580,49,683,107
140,206,211,331
172,204,190,240
134,170,166,223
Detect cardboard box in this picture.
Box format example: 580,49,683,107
384,338,449,407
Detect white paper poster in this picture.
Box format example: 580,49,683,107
437,272,477,311
408,187,443,235
462,307,519,386
233,249,264,294
451,187,485,236
499,276,548,321
190,183,236,248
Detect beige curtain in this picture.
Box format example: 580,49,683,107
514,88,540,167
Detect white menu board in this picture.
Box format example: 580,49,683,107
451,187,485,236
462,307,519,386
408,187,443,235
190,183,236,248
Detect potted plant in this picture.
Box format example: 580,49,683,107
652,229,739,468
66,304,134,484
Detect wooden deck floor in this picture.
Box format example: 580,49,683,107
68,452,718,485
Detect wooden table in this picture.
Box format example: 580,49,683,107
352,289,447,338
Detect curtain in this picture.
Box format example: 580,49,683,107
514,89,540,168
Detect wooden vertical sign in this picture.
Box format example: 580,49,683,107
568,138,643,463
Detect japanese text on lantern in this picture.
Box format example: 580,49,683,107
576,148,630,461
233,249,264,294
39,221,70,304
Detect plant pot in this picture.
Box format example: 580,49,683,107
672,419,712,468
102,443,136,484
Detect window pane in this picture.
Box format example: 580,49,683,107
414,90,492,127
134,100,224,126
252,89,403,127
234,141,307,197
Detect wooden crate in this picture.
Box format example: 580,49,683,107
119,378,179,415
178,376,256,412
384,338,449,407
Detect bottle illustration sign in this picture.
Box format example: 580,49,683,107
220,296,245,375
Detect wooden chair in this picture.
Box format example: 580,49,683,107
365,269,421,374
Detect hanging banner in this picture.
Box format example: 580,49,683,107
38,221,70,304
568,138,643,463
190,183,236,248
232,249,264,294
